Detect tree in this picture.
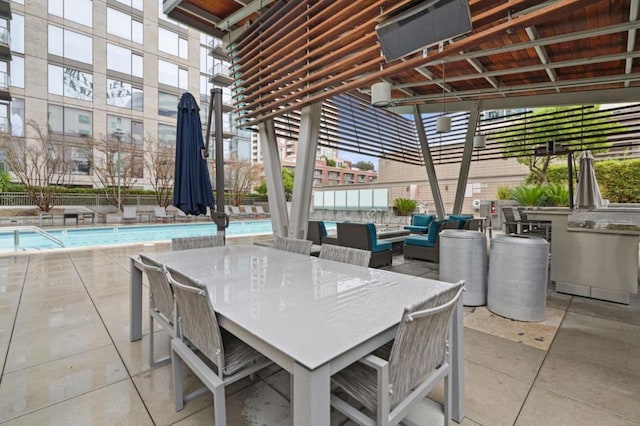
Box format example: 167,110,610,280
253,167,295,201
144,135,175,207
0,170,10,191
225,160,263,206
355,160,375,171
500,106,617,183
86,132,141,211
0,120,76,211
325,158,336,167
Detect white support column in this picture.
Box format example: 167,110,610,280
453,101,482,214
289,103,321,239
413,105,446,219
259,119,289,237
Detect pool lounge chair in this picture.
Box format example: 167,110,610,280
254,205,269,218
154,206,175,222
122,206,137,223
230,205,252,218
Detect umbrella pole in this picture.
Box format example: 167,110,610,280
567,151,574,210
210,88,228,238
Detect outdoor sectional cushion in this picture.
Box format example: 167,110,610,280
405,235,435,248
366,223,392,252
403,214,434,233
426,220,445,244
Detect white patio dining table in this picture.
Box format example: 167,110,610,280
129,245,465,425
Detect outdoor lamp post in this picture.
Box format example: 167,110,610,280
114,127,123,211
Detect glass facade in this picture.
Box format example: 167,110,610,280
107,7,143,44
48,25,93,64
11,99,25,137
158,123,176,145
107,44,143,77
48,65,94,101
48,104,93,137
48,0,93,28
158,91,178,117
106,79,143,111
107,115,143,145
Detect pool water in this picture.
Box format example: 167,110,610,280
0,221,337,252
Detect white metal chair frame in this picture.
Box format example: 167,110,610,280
330,281,465,426
273,235,313,255
172,235,225,251
319,244,371,267
138,254,176,367
166,267,271,425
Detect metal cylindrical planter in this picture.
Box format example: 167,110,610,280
440,230,487,306
487,234,549,321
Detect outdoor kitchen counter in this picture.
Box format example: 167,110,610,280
527,209,639,304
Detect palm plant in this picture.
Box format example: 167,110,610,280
543,183,569,206
394,197,418,216
509,185,547,206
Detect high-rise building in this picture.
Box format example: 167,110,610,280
0,0,250,187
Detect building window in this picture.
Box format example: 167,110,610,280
113,0,143,11
48,104,92,137
159,59,188,90
48,65,93,101
11,98,24,137
158,28,187,57
48,25,93,64
106,79,143,111
107,44,143,78
49,0,93,27
106,115,143,145
107,8,143,44
158,91,178,117
11,13,24,54
63,146,91,175
10,56,24,88
158,124,176,146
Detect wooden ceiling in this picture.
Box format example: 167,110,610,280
165,0,640,126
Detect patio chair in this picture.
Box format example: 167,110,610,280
138,254,176,367
165,267,271,424
319,244,371,267
331,281,465,426
154,206,175,222
172,235,225,251
403,220,459,263
122,206,137,223
273,236,313,255
502,207,521,234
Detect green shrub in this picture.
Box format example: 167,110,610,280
497,186,512,200
542,183,569,206
394,198,418,216
509,185,546,206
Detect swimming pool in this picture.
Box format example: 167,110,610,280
0,221,337,252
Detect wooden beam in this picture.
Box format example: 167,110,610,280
240,0,605,124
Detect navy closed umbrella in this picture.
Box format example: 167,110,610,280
173,92,214,216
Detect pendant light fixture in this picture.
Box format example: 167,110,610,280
371,81,392,107
473,114,486,148
436,59,451,133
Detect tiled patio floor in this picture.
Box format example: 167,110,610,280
0,236,638,425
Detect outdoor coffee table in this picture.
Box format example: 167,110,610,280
130,245,465,424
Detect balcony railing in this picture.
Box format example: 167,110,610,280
0,27,9,46
0,70,9,90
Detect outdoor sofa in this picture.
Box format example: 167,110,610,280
403,220,460,263
336,222,392,268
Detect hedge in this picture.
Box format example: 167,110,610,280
526,159,640,203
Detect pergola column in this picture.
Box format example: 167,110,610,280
453,101,482,214
289,103,322,239
259,119,289,237
413,105,446,219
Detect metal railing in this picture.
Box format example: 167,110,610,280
1,226,65,251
